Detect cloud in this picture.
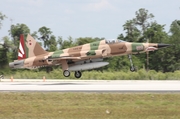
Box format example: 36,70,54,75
64,9,74,14
6,0,43,7
26,0,43,7
83,0,116,12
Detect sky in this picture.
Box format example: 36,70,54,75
0,0,180,40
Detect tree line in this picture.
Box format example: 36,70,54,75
0,8,180,73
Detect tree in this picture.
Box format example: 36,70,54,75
0,12,7,29
76,37,102,45
0,12,8,67
9,23,30,60
118,20,140,42
38,26,52,49
49,35,57,51
58,36,76,50
118,8,155,42
0,36,15,68
167,20,180,71
133,8,154,35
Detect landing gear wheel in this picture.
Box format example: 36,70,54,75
130,67,136,72
63,70,70,77
74,71,82,78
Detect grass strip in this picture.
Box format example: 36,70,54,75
0,92,180,119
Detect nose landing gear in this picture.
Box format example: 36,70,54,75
128,55,136,72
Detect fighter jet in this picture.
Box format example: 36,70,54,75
9,34,170,78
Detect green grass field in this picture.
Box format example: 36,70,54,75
0,92,180,119
3,69,180,80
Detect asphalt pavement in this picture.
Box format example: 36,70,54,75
0,79,180,92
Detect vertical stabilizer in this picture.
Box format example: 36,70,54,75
18,34,48,60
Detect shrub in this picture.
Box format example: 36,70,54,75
2,68,180,80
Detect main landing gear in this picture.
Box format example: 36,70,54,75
74,71,82,78
128,55,136,72
63,70,82,78
63,70,70,77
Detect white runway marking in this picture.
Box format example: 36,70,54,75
0,79,180,92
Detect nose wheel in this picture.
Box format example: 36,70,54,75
130,66,136,72
128,55,136,72
74,71,82,78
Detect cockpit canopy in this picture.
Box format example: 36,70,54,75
105,39,126,44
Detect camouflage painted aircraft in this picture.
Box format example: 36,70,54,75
9,34,170,78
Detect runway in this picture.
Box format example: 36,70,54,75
0,79,180,92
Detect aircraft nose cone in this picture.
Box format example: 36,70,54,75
158,44,171,48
